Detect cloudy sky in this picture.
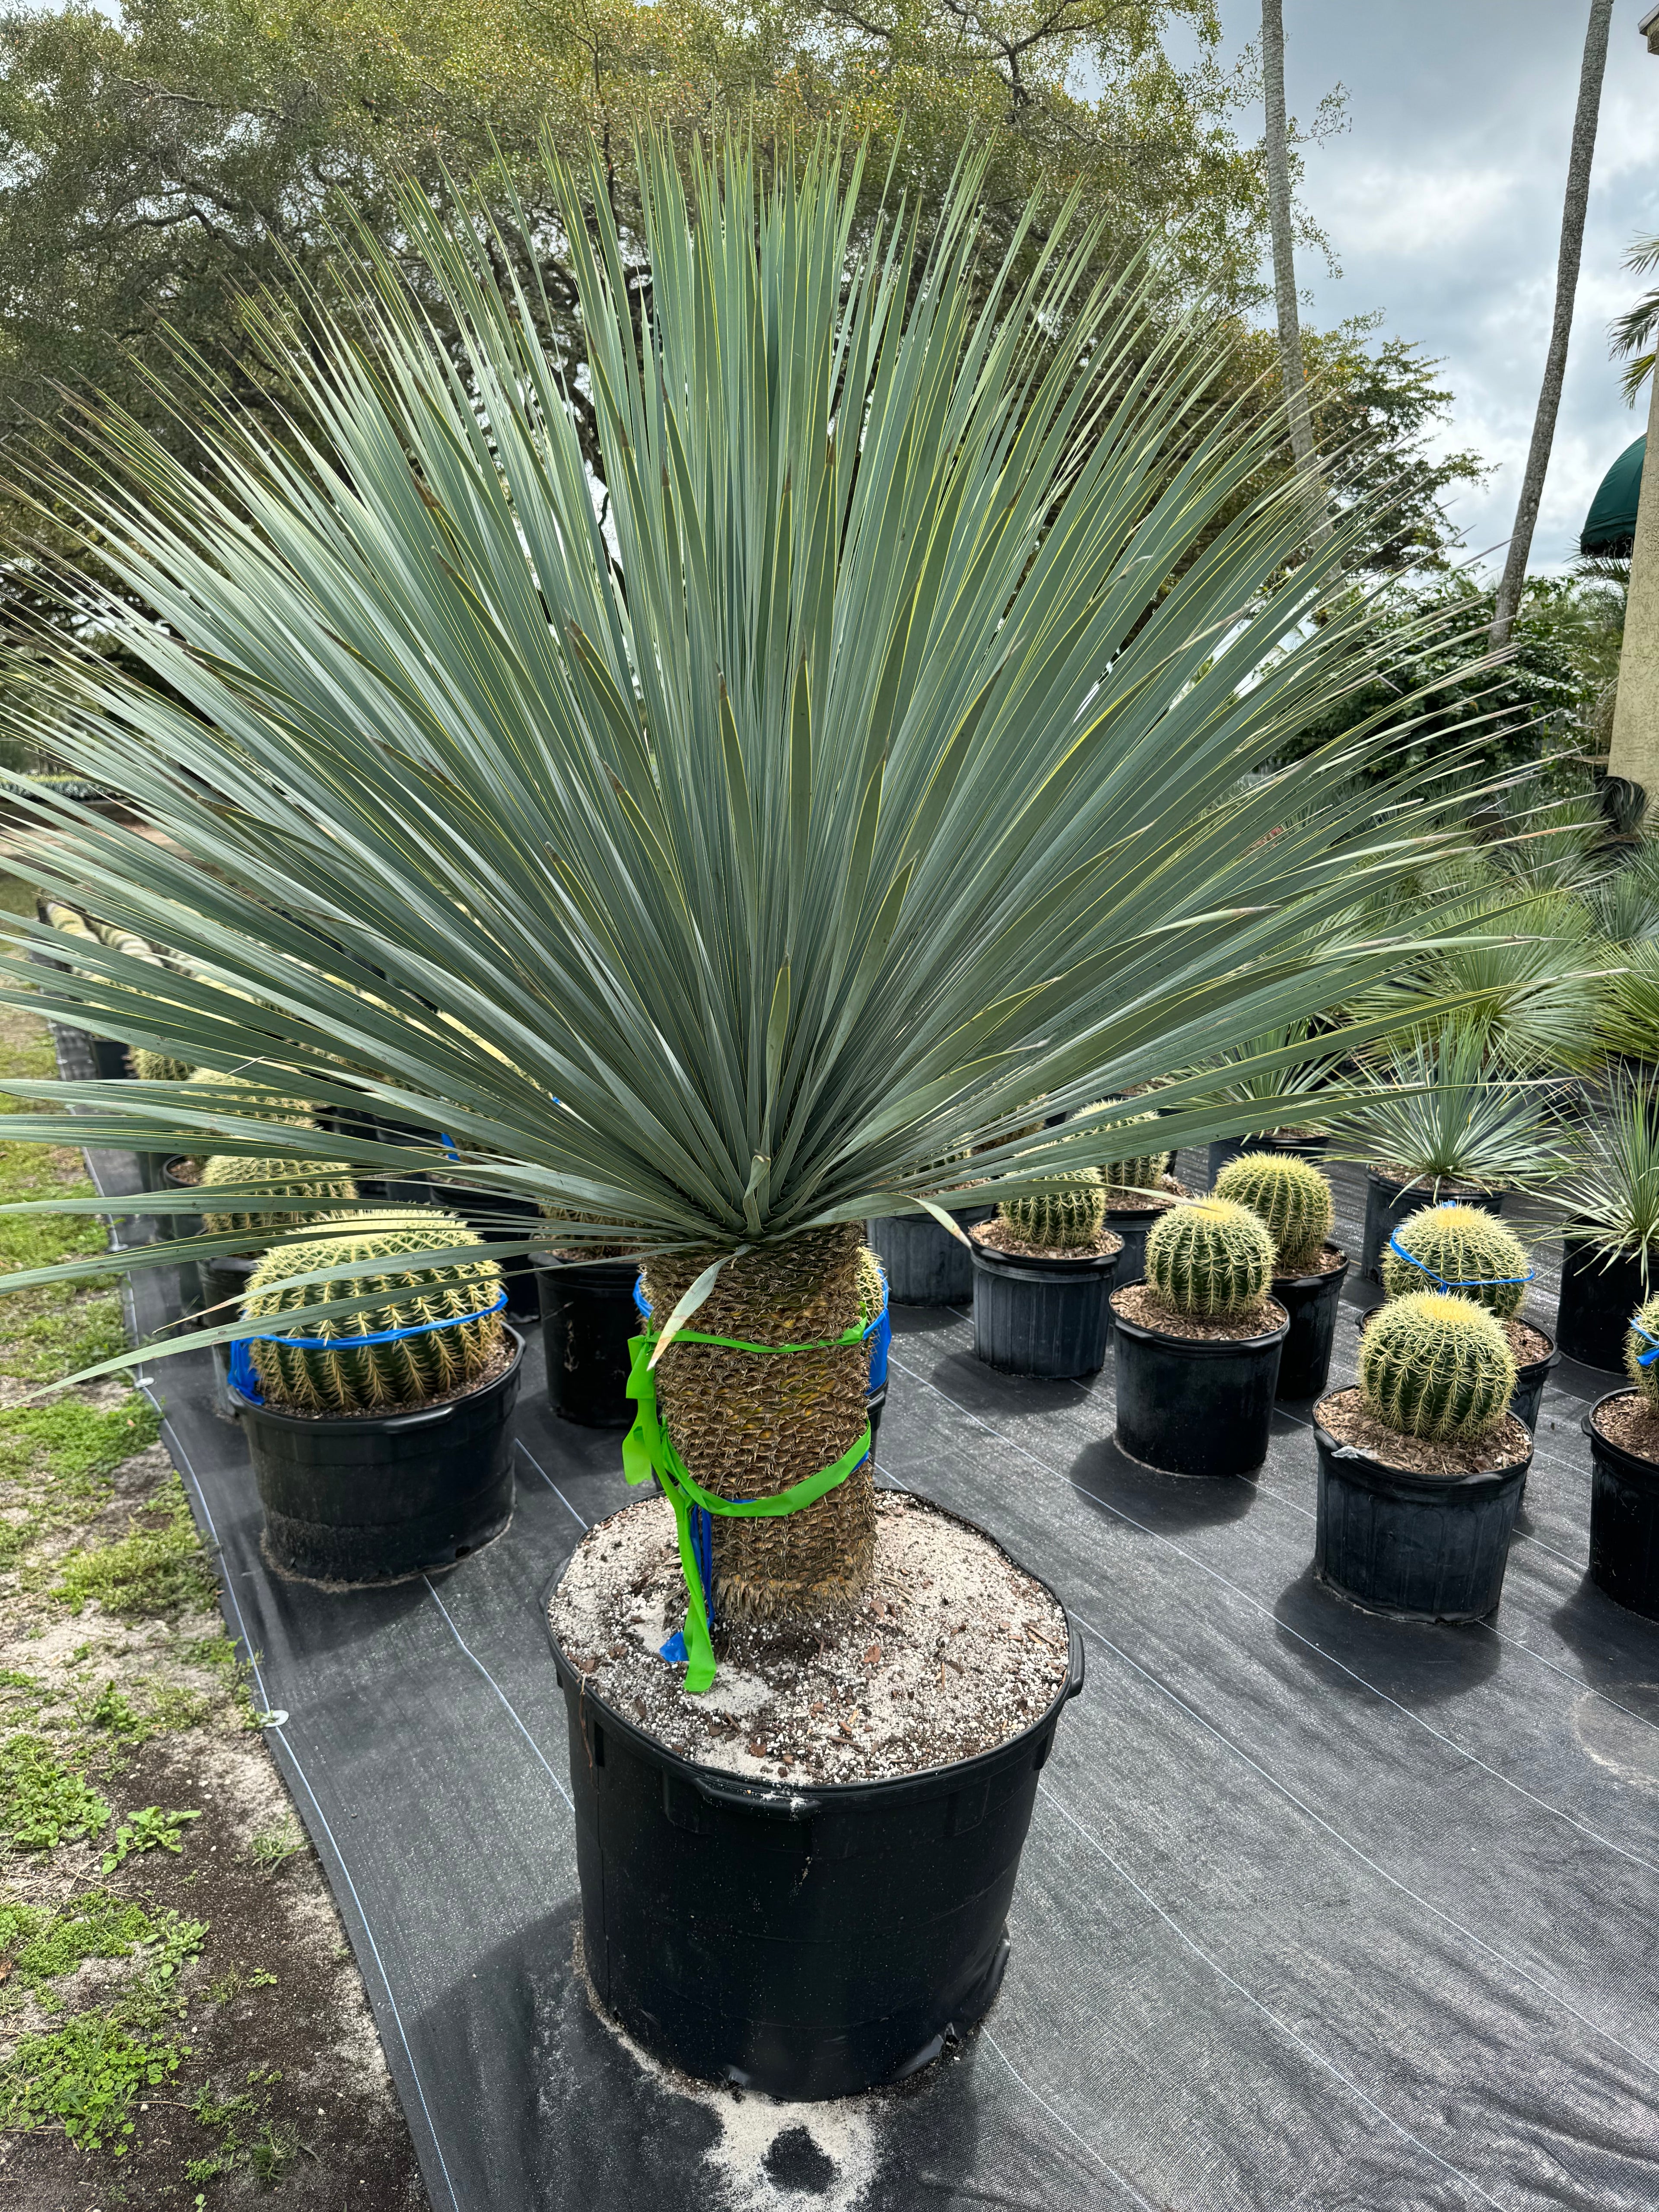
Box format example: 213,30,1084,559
1171,0,1659,575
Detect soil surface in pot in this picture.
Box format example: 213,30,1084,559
549,1491,1068,1787
1278,1244,1346,1280
252,1331,516,1419
1110,1282,1288,1343
1316,1387,1532,1477
1104,1173,1189,1214
1505,1317,1554,1365
969,1221,1123,1261
166,1156,203,1185
1370,1165,1501,1198
1592,1393,1659,1462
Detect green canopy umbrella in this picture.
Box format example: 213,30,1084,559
1581,432,1645,557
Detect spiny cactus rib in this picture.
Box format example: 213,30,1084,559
1357,1292,1516,1443
1145,1198,1274,1320
200,1155,358,1240
133,1047,196,1084
1213,1152,1334,1274
245,1209,508,1414
997,1168,1107,1251
1382,1203,1532,1321
1092,1108,1166,1196
856,1244,887,1323
1625,1294,1659,1406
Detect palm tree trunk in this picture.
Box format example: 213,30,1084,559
1489,0,1615,649
1262,0,1328,548
644,1224,875,1624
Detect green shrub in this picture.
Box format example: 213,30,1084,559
1382,1202,1531,1320
997,1169,1107,1251
1357,1291,1516,1442
1212,1152,1334,1274
1144,1198,1274,1321
245,1210,507,1414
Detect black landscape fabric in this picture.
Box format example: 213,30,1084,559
70,1077,1659,2210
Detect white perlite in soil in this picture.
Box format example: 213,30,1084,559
548,1491,1069,1786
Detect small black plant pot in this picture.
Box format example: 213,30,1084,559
1556,1241,1655,1371
232,1329,522,1585
91,1035,131,1081
545,1506,1085,2100
1112,1297,1288,1477
969,1240,1119,1379
1312,1402,1529,1620
1207,1131,1328,1185
1510,1328,1560,1433
1273,1252,1348,1400
1359,1168,1505,1285
868,1207,994,1305
156,1157,203,1243
537,1258,641,1427
1585,1391,1659,1618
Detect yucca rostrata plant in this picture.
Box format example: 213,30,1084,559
1381,1202,1531,1319
1212,1152,1334,1274
0,137,1495,1662
1144,1198,1275,1323
997,1170,1108,1252
200,1155,359,1243
245,1211,507,1414
1357,1292,1516,1443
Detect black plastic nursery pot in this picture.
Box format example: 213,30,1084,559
1102,1203,1163,1287
1585,1391,1659,1618
158,1156,203,1243
868,1206,995,1305
197,1251,260,1415
1555,1240,1655,1372
1207,1131,1328,1185
1359,1168,1505,1285
231,1328,522,1585
545,1510,1085,2101
536,1258,641,1428
1312,1403,1529,1621
1112,1297,1288,1477
1272,1252,1348,1401
1510,1328,1560,1433
969,1239,1119,1379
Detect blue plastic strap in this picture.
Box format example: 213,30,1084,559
1387,1204,1535,1294
1630,1318,1659,1369
229,1288,507,1404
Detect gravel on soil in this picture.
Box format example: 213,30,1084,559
548,1491,1070,1787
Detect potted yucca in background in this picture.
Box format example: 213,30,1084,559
1552,1071,1659,1370
1314,1293,1529,1620
0,134,1494,2099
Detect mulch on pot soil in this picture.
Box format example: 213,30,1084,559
969,1222,1122,1262
1277,1244,1348,1280
1591,1392,1659,1462
1110,1283,1287,1342
548,1492,1069,1786
1316,1387,1532,1477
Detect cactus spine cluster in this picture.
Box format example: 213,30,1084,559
200,1154,358,1240
1625,1294,1659,1407
1212,1152,1334,1275
997,1168,1108,1251
1093,1109,1167,1198
244,1210,507,1414
1382,1203,1530,1321
1144,1198,1274,1321
1357,1292,1516,1442
856,1244,887,1324
133,1047,197,1083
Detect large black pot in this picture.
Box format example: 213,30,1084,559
537,1257,641,1427
232,1329,522,1584
1102,1202,1165,1287
1510,1328,1560,1433
1586,1391,1659,1618
868,1207,994,1305
197,1251,261,1417
1359,1168,1505,1285
969,1240,1119,1379
1273,1252,1349,1400
1207,1131,1328,1186
1312,1402,1528,1620
1112,1297,1288,1476
1556,1241,1655,1372
546,1506,1084,2100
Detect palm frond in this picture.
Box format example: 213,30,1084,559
1321,1018,1568,1192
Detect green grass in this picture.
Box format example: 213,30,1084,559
0,1731,111,1850
0,1393,161,1498
45,1474,218,1619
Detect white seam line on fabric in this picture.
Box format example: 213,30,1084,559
1234,1470,1659,1739
1036,1786,1512,2212
886,1348,1659,1881
88,1157,465,2212
1066,1608,1659,2079
514,1438,590,1529
978,2028,1158,2210
421,1576,573,1809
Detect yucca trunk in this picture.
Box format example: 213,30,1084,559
641,1225,874,1623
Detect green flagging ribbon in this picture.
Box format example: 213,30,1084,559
622,1323,872,1694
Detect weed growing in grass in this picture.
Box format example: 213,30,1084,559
75,1673,213,1745
101,1805,201,1872
0,2011,188,2151
247,1815,306,1875
0,1731,110,1850
47,1475,218,1618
